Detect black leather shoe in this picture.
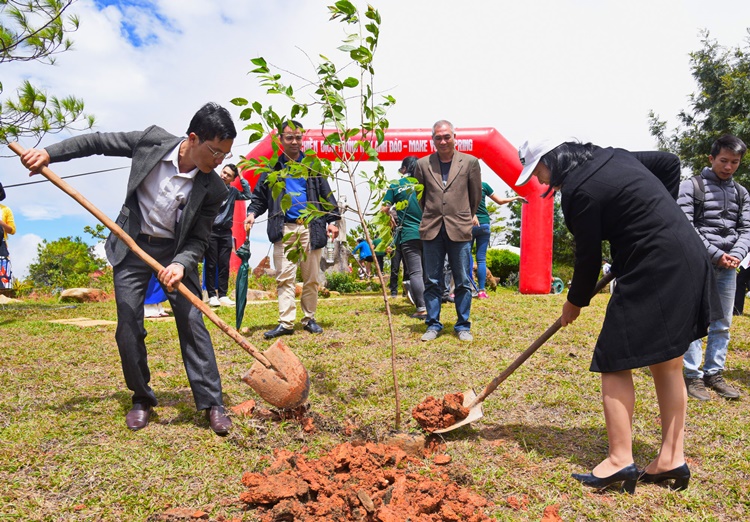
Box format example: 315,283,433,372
572,463,638,494
264,324,294,339
638,463,690,491
125,403,152,431
205,405,232,436
303,319,323,334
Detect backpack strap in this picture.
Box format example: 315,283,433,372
734,180,746,227
691,174,705,226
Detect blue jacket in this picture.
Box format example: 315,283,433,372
246,153,340,249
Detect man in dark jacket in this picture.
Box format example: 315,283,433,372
19,103,237,435
244,121,340,339
677,134,749,401
206,163,251,307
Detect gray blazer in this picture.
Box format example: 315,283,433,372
45,126,227,271
414,150,482,242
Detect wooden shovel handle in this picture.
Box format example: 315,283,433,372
469,272,615,407
9,142,272,368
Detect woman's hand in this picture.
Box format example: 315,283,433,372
561,300,581,327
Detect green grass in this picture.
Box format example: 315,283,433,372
1,288,749,521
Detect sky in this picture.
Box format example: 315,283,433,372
2,0,750,279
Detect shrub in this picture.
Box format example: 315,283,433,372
486,248,520,284
552,262,574,288
27,236,106,291
325,271,368,293
89,266,114,293
247,274,277,292
503,271,519,289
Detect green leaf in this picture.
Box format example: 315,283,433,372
239,108,254,121
334,0,357,17
231,97,248,106
342,77,359,88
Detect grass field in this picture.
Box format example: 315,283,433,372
1,287,748,521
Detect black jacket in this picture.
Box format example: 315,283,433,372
247,155,340,250
561,147,718,372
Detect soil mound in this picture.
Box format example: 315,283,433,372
239,441,491,521
411,393,469,432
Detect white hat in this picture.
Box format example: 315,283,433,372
515,139,565,187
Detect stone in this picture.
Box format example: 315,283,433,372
59,288,107,303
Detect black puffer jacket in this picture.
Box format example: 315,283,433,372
677,168,750,264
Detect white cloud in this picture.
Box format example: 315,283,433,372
6,233,43,280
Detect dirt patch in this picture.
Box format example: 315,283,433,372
411,393,469,433
239,441,491,521
48,317,118,327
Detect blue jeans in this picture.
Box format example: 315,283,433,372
423,226,472,332
684,266,736,379
469,224,491,290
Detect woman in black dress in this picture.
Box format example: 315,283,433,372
516,140,717,493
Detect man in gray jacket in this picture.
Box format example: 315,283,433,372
20,103,237,435
677,134,749,400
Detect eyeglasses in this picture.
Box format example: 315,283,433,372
205,142,232,160
433,134,453,142
282,135,304,142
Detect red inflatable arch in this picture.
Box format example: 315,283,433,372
229,128,553,294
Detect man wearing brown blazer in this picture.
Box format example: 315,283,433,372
414,120,482,342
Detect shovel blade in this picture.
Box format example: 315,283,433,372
433,389,483,434
241,339,310,409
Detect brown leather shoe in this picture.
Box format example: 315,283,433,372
206,405,232,436
125,403,152,431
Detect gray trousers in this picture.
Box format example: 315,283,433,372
113,236,223,410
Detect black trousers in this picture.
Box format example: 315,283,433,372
389,246,407,295
734,266,750,315
401,239,426,309
205,228,233,298
113,236,223,410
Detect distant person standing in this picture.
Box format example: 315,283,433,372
382,156,418,297
144,274,169,318
244,120,340,339
0,186,16,289
414,120,482,342
677,134,749,401
352,237,374,278
733,254,750,315
469,182,525,298
382,156,427,319
206,163,251,307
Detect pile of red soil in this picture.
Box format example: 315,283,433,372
411,393,469,433
239,441,491,521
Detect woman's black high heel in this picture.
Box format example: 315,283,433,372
638,463,690,491
572,463,639,494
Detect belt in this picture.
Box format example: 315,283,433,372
137,234,174,245
284,217,304,225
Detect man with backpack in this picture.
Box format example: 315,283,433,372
677,134,749,400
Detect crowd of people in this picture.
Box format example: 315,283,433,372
14,105,748,498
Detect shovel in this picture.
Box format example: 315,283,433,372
10,142,309,409
434,272,615,433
